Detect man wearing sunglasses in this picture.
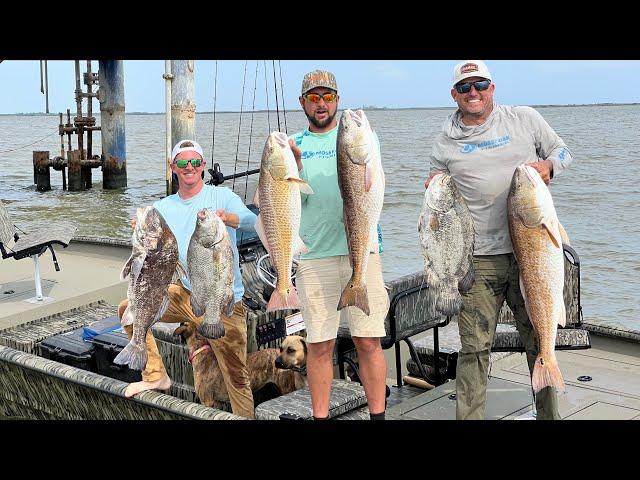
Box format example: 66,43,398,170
424,60,574,420
117,139,257,418
287,70,389,420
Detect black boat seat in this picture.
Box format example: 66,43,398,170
0,199,76,302
335,270,450,388
406,243,591,381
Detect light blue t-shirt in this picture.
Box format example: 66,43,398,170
153,184,257,302
292,126,384,260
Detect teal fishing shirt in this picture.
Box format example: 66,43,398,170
292,126,383,260
154,184,257,302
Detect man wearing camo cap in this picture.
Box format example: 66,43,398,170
288,70,390,420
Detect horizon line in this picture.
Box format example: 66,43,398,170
1,102,638,116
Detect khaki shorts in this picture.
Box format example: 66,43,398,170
296,254,389,343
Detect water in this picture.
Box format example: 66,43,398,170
1,105,638,332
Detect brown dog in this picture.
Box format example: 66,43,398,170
174,322,306,409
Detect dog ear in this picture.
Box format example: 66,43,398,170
174,324,187,337
300,338,307,356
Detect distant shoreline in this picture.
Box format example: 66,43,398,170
2,103,638,116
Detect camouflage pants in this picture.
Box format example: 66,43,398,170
456,254,560,420
118,282,255,419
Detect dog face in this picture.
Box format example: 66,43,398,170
275,335,306,370
174,321,197,341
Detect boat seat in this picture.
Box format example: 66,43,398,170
336,270,451,388
0,199,76,302
254,379,367,420
406,243,591,381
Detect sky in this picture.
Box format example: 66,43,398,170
0,60,639,114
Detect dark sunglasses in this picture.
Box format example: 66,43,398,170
174,158,202,168
303,92,337,103
455,79,491,94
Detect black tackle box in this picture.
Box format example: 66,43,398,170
91,331,142,383
40,327,95,372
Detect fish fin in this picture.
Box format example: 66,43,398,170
369,227,379,253
436,285,463,316
286,177,314,195
458,264,475,292
558,222,570,246
266,284,301,312
364,163,374,192
190,293,205,318
531,355,565,393
198,321,226,340
223,292,235,317
155,295,170,323
424,263,438,288
254,214,272,255
121,306,135,327
172,262,188,284
558,300,567,328
113,341,148,371
253,188,260,208
429,213,440,231
120,255,134,280
293,236,308,256
338,277,370,316
543,221,562,249
520,276,532,320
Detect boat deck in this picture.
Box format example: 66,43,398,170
0,239,129,330
386,331,640,420
2,239,640,420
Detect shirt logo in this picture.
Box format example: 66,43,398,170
301,149,335,160
460,135,511,154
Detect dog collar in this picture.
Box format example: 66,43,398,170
291,365,307,376
188,344,212,364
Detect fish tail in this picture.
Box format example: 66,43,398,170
436,288,462,316
338,278,370,316
113,341,148,372
266,284,301,312
532,354,566,393
198,321,226,340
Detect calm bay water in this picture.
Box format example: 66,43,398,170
1,105,638,332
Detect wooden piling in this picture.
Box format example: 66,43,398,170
33,151,51,192
67,150,83,191
170,60,196,194
98,60,127,189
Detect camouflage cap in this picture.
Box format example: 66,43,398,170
301,70,338,95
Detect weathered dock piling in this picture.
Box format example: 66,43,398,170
170,60,196,194
98,60,127,189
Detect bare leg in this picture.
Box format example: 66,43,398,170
306,339,336,418
352,336,386,414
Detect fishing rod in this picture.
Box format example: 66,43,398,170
205,162,259,186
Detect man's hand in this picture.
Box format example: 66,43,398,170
424,170,444,189
130,217,137,230
216,209,239,229
289,139,303,172
526,159,554,185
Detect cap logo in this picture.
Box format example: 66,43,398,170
460,63,479,74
